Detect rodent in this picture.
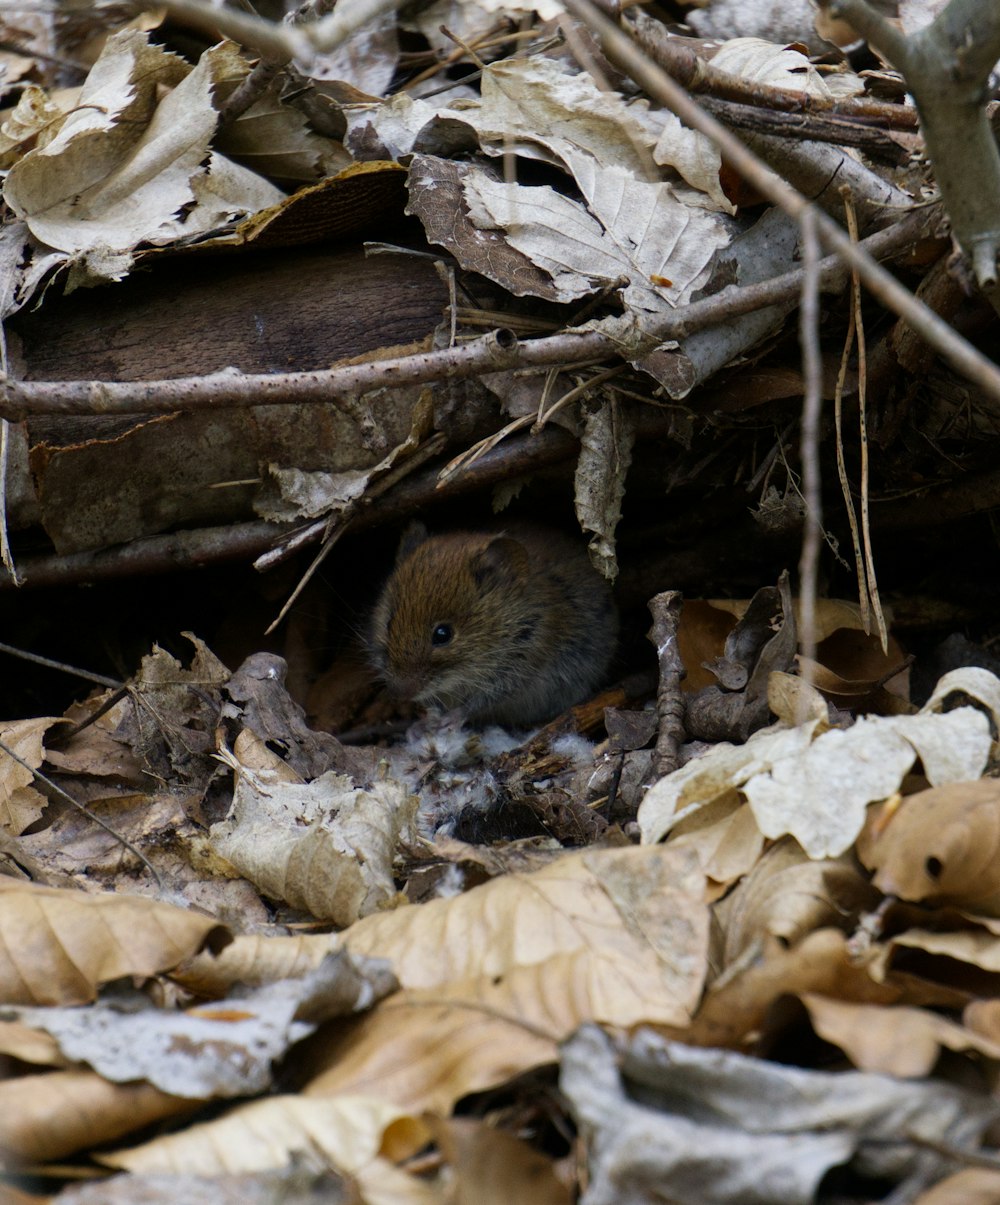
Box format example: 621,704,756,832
369,523,618,726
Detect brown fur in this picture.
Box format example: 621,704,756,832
369,524,618,726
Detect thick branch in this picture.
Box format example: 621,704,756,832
0,206,941,419
826,0,1000,288
562,0,1000,399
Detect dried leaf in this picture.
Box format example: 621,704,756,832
0,716,57,835
4,33,284,284
0,1069,191,1162
0,880,229,1005
800,994,1000,1077
860,778,1000,912
211,750,417,926
714,839,877,972
573,396,634,581
100,1094,430,1179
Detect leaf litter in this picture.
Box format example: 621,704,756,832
1,3,999,1204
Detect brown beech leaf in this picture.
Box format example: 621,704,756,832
429,1117,572,1205
713,838,878,974
100,1094,431,1185
0,1069,191,1163
0,716,58,836
800,994,1000,1077
171,931,333,998
860,778,1000,912
301,979,559,1111
912,1169,1000,1205
339,844,710,1026
684,929,898,1049
0,880,230,1005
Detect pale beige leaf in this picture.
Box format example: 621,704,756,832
801,994,1000,1077
340,844,710,1025
4,32,284,280
0,716,57,835
171,931,333,997
100,1094,430,1178
210,759,416,926
0,880,229,1005
0,84,68,168
912,1169,1000,1205
860,778,1000,912
714,839,876,972
686,929,897,1048
0,1069,190,1163
711,38,851,97
0,1018,64,1067
303,982,557,1110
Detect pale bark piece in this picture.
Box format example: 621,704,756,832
0,880,229,1005
562,1026,998,1205
10,948,394,1098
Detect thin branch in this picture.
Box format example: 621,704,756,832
797,208,823,687
560,0,1000,400
0,207,942,421
0,736,164,891
824,0,1000,290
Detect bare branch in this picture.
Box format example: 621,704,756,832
560,0,1000,401
825,0,1000,290
0,207,941,420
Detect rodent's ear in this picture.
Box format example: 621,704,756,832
396,521,429,564
471,535,529,589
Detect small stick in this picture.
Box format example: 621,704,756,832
647,591,685,778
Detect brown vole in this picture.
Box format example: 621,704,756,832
369,523,618,726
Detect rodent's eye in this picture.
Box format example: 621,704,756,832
431,622,454,647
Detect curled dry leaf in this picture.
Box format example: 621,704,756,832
210,752,417,926
100,1094,430,1181
685,928,899,1049
339,843,710,1025
297,844,712,1112
0,880,230,1006
713,838,877,974
799,993,1000,1078
302,975,560,1111
429,1117,572,1205
171,931,334,998
0,716,57,836
859,778,1000,912
640,691,994,858
0,1068,191,1163
3,32,284,285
